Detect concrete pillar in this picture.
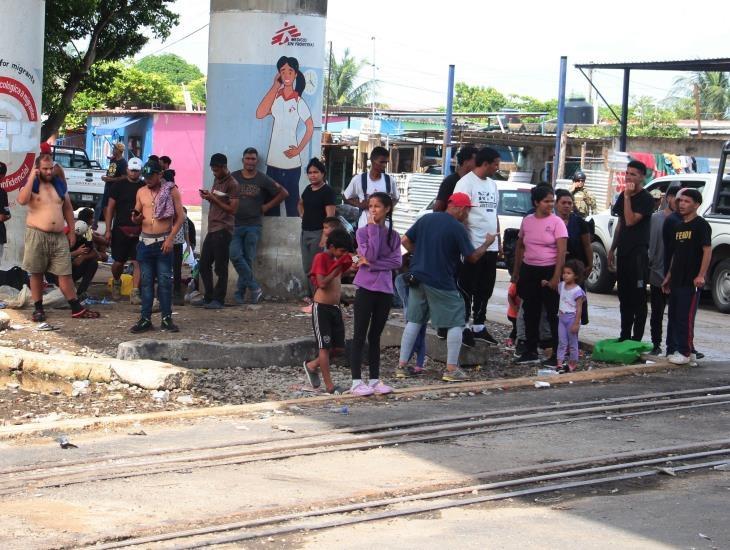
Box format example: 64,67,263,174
0,0,45,266
205,0,327,297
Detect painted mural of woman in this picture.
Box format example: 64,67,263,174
256,55,314,217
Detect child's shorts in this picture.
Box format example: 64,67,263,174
312,302,345,350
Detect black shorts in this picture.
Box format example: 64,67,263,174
312,302,345,350
111,227,140,263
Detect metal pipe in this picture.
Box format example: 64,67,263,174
577,67,622,124
552,55,568,184
620,68,631,151
442,64,455,175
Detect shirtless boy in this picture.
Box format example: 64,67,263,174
129,159,184,333
303,229,353,394
17,154,99,322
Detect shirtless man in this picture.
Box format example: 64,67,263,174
17,154,99,322
129,159,184,333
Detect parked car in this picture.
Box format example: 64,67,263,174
49,145,106,209
587,142,730,313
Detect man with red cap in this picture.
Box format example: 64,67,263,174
397,192,496,382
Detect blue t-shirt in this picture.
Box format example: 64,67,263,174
405,212,475,290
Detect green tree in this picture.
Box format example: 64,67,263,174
135,53,203,85
453,83,507,113
42,0,178,140
63,62,176,129
505,94,558,118
671,71,730,119
188,77,207,107
325,49,373,107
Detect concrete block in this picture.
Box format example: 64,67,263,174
117,337,320,369
0,347,113,381
111,360,194,390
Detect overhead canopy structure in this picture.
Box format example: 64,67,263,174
574,58,730,151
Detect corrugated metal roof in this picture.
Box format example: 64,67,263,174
391,173,443,235
575,58,730,72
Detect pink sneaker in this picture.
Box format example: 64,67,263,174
350,382,375,396
371,381,393,395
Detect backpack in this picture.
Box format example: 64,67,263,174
361,172,392,197
502,228,520,275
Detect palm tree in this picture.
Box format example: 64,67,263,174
671,72,730,119
326,49,375,107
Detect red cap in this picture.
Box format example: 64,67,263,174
447,192,473,208
40,142,51,154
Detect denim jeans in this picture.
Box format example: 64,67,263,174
229,225,261,297
265,165,301,217
136,240,173,320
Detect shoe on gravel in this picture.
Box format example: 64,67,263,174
395,366,408,379
408,366,425,376
160,316,179,332
514,351,540,365
371,381,393,395
461,328,475,348
191,298,209,307
234,292,246,305
32,309,46,322
442,368,470,382
350,382,375,396
541,354,558,368
668,351,690,365
472,328,498,345
204,300,224,309
250,288,263,304
303,360,321,388
649,345,662,356
130,318,153,334
436,328,448,340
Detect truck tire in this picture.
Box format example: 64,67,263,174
711,258,730,314
585,241,616,294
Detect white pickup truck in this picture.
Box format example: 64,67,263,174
50,145,106,210
586,140,730,313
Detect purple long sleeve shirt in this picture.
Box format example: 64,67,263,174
353,223,402,294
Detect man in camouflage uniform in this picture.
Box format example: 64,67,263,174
571,170,597,217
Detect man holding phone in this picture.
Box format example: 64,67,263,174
105,157,145,302
192,153,239,309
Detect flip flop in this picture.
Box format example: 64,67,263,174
36,322,59,331
302,360,321,389
325,385,345,395
71,308,101,319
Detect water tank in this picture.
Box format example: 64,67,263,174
565,96,595,124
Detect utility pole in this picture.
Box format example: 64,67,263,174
324,41,333,132
370,36,376,130
693,84,702,138
442,65,455,176
552,56,568,185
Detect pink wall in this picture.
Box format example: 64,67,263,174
152,113,206,206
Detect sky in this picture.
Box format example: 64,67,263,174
136,0,729,111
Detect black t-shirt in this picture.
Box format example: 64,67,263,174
670,216,712,288
301,183,336,231
435,173,461,204
662,212,682,276
0,188,8,244
565,213,589,264
109,178,144,228
611,189,654,256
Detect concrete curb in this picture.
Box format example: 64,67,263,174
117,337,319,369
0,346,193,390
0,360,686,440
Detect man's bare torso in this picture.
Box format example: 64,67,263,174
27,181,65,233
138,185,173,234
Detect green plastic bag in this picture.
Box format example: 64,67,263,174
591,338,653,364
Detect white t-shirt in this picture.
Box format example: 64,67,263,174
265,92,312,170
343,172,400,228
558,282,586,314
453,171,499,251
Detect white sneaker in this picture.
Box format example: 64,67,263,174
689,353,698,367
668,352,690,365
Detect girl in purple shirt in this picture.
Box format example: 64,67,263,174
349,192,402,396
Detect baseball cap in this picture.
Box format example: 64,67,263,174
74,220,89,236
143,159,162,176
128,157,143,171
448,192,473,208
40,142,52,154
113,142,125,152
650,189,662,199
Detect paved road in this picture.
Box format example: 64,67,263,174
486,269,728,361
1,362,729,549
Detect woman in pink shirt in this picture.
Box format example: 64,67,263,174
511,185,568,365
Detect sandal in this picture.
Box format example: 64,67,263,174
303,361,321,389
32,310,46,322
325,385,345,395
71,308,100,319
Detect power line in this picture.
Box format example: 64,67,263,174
146,22,210,57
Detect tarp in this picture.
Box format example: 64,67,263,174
94,117,139,134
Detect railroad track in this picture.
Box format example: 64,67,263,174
3,385,730,497
76,441,730,549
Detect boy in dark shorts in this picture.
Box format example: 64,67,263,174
662,188,711,365
303,229,353,394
